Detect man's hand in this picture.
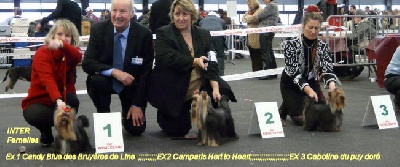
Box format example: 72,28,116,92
126,106,144,126
111,69,134,86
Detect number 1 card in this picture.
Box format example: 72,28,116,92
93,112,125,153
248,102,285,138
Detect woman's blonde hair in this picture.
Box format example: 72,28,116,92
169,0,198,25
45,19,80,47
247,0,260,9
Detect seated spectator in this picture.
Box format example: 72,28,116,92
1,7,20,25
9,8,24,26
339,9,377,78
381,10,393,30
346,9,376,55
384,46,400,114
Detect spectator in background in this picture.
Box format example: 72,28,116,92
365,6,378,28
198,6,206,20
195,6,206,26
316,0,328,20
1,7,21,25
382,10,394,30
292,7,304,25
139,11,150,28
392,9,399,29
347,5,356,21
132,7,138,21
9,8,23,23
242,0,264,72
149,0,174,33
218,9,232,28
83,7,99,22
337,7,346,26
41,0,82,35
345,9,375,78
338,7,345,15
365,6,374,15
245,0,279,80
100,9,111,21
200,11,226,76
138,7,149,22
343,5,356,31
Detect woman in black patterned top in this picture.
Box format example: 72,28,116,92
279,11,338,126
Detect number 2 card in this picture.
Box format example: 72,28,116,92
248,102,285,138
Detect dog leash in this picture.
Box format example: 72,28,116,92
311,44,325,102
63,55,67,103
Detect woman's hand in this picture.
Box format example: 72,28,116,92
304,86,318,102
212,89,221,102
194,56,209,70
45,39,63,50
56,99,66,111
328,81,336,92
210,80,220,102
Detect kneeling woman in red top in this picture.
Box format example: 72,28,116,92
21,19,82,147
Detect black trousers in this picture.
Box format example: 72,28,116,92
279,72,324,119
23,93,79,133
157,100,192,137
259,32,277,70
211,36,226,76
87,74,146,136
384,75,400,107
248,46,263,72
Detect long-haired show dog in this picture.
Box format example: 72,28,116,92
1,66,31,93
54,106,91,154
302,88,346,132
191,91,238,146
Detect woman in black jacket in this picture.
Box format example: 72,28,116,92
149,0,235,137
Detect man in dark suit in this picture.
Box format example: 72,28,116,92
149,0,173,33
41,0,82,35
82,0,154,136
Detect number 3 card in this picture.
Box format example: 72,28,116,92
93,112,125,153
248,102,285,138
362,95,399,129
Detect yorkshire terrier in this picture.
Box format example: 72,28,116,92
191,91,238,146
54,106,91,154
302,88,346,132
